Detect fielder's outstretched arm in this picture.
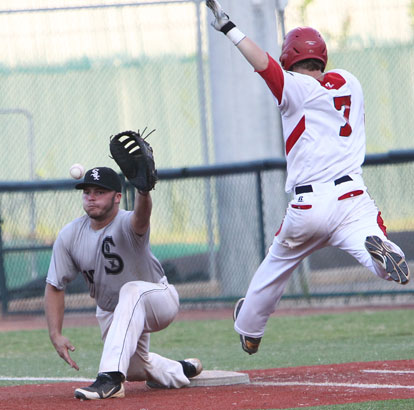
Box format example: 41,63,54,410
131,189,152,236
206,0,269,71
44,283,79,370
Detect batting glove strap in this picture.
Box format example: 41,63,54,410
220,21,236,34
221,22,246,46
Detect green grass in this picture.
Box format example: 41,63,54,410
284,402,414,410
0,308,413,409
149,309,414,372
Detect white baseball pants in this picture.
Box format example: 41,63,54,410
234,174,406,339
97,277,190,388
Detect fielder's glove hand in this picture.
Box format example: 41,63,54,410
206,0,230,31
109,128,158,192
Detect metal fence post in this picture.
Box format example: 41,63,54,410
0,215,8,315
256,171,266,260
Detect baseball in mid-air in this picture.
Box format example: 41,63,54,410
69,163,85,180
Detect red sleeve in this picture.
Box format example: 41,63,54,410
257,53,284,104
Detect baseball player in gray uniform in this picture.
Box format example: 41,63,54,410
206,0,410,355
44,166,202,400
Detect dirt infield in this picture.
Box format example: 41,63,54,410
0,360,413,409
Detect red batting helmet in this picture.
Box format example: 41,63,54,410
279,27,328,71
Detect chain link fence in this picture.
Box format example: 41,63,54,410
0,0,414,314
2,154,414,314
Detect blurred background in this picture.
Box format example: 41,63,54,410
1,0,414,314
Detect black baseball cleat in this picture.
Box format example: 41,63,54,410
365,235,410,285
233,297,261,355
146,358,203,389
179,358,203,378
74,372,125,400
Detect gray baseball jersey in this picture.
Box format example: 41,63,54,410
46,209,164,311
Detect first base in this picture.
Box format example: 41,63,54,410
188,370,249,387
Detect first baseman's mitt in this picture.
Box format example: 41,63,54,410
109,128,158,192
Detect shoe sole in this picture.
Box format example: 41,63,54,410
365,236,410,285
240,335,260,355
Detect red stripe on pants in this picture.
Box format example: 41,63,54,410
377,211,388,237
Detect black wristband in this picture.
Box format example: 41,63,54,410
220,21,236,35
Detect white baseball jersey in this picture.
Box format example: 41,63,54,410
46,209,164,311
259,54,366,193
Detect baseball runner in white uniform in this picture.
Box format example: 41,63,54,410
44,166,202,400
206,0,410,355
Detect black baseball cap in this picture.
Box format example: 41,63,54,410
75,167,122,192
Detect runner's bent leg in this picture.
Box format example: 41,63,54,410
329,192,407,280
